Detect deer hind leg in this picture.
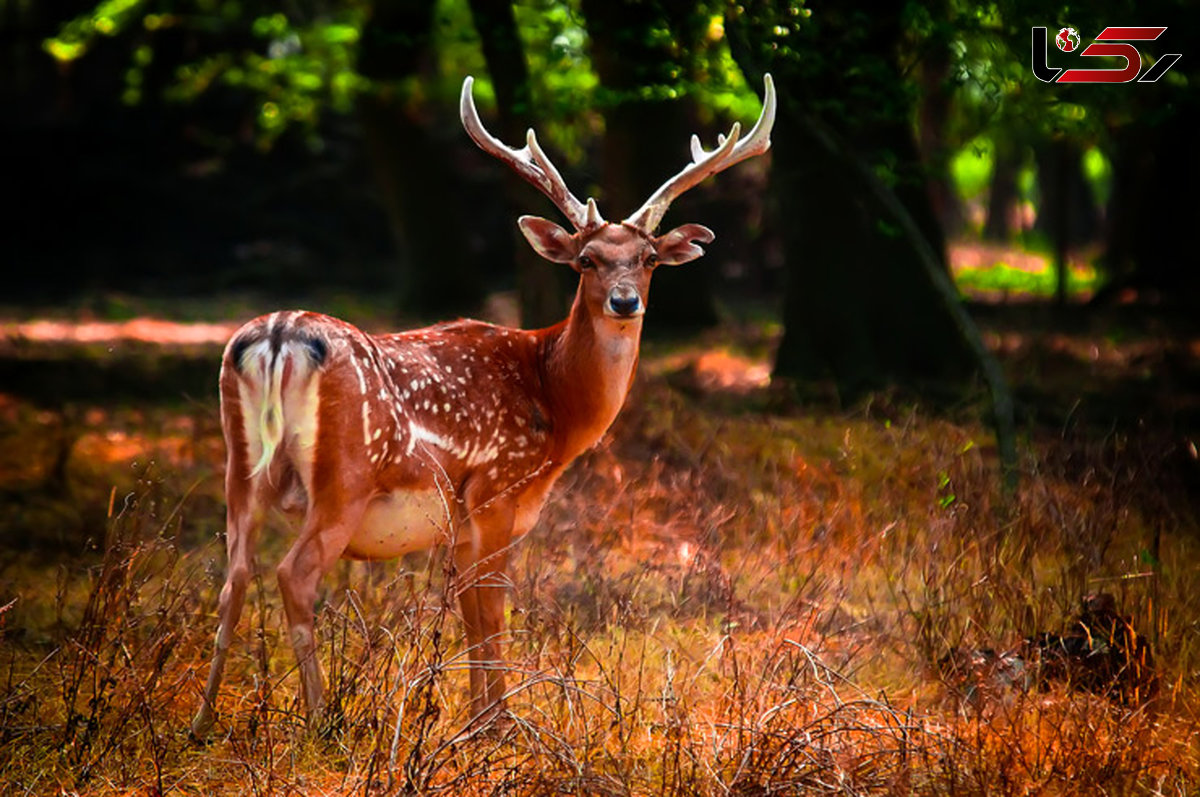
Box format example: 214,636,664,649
454,498,516,726
276,496,368,731
192,473,267,739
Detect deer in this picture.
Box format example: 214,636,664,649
190,73,775,739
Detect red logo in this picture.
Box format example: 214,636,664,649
1032,26,1182,83
1056,27,1080,52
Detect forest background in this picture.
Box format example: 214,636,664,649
1,0,1198,793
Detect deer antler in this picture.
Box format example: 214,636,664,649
460,76,603,232
624,73,776,234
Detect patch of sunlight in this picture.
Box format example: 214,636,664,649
3,318,235,345
692,349,771,392
949,241,1099,301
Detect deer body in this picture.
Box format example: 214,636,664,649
192,74,774,738
225,300,641,559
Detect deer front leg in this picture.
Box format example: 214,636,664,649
276,496,368,731
454,499,516,726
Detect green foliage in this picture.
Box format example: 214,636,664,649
40,0,761,159
46,0,372,148
730,1,913,131
940,4,1114,148
951,136,993,199
430,0,488,96
689,14,763,124
204,10,367,145
44,0,149,63
1082,145,1113,207
511,0,598,161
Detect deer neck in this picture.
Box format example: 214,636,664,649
540,288,642,463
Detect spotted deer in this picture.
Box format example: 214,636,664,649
191,74,775,738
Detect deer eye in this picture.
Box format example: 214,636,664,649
645,252,658,268
577,254,595,270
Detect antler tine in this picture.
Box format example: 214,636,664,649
625,73,777,233
460,76,599,231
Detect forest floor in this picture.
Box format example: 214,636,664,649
0,289,1198,795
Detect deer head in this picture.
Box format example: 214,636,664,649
460,74,776,321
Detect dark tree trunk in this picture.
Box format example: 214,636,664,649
1095,4,1199,307
729,1,976,396
466,0,567,328
357,0,483,317
578,0,720,333
1100,100,1200,306
1040,138,1073,307
984,139,1021,242
917,26,964,239
770,117,975,393
1032,138,1100,306
1033,138,1098,249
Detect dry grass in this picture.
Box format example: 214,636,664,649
0,331,1197,795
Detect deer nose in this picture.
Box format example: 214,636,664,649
607,285,643,318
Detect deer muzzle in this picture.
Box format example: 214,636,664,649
606,284,644,318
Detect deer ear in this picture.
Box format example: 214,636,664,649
518,216,579,264
653,223,715,265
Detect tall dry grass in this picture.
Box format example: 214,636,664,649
0,359,1197,794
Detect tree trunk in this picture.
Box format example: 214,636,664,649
1042,138,1072,307
578,0,719,333
1100,100,1200,306
1033,138,1097,249
466,0,566,328
728,0,977,395
771,117,975,393
984,139,1021,242
917,27,964,239
356,0,483,318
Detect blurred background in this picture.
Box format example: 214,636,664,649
3,0,1197,398
2,4,1200,791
